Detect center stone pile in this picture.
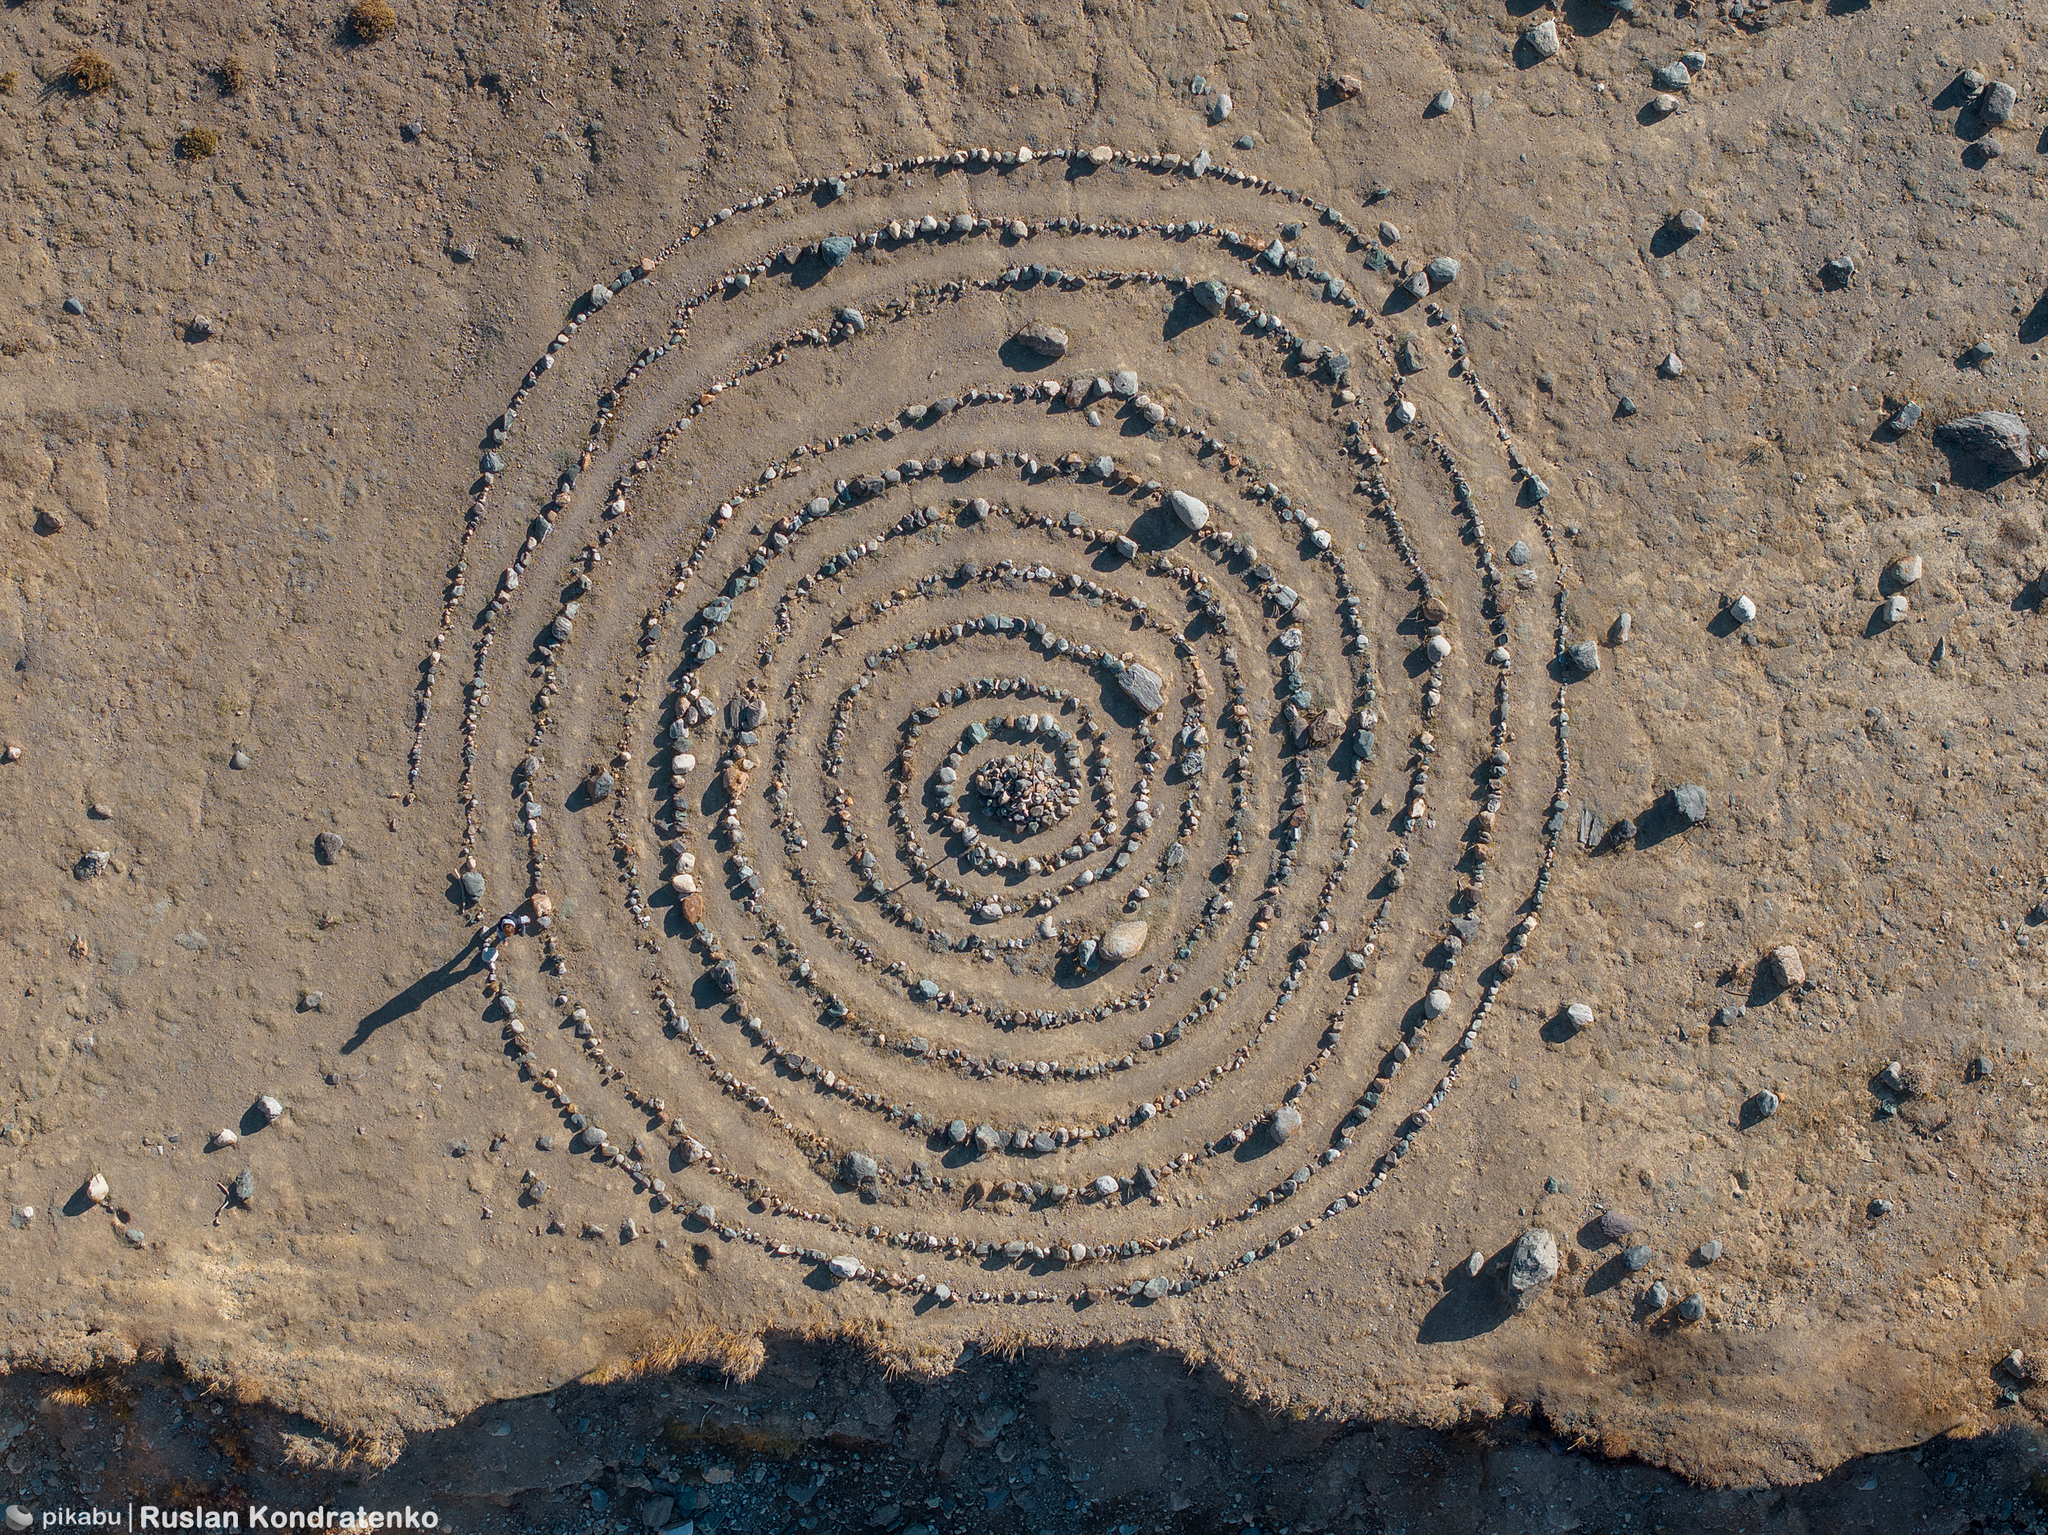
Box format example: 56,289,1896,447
970,752,1076,833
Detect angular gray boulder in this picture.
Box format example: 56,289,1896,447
1935,410,2031,474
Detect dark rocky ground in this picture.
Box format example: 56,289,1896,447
2,1343,2042,1534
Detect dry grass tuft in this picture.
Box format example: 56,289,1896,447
587,1322,765,1385
177,126,219,160
66,50,116,96
346,0,397,43
218,55,247,96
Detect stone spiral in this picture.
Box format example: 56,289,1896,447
405,145,1579,1309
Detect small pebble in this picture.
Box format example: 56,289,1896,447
229,749,251,769
1431,88,1454,114
62,296,86,316
314,831,343,865
1729,594,1757,625
1697,1239,1723,1263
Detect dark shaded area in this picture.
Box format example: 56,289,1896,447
1,1339,2041,1535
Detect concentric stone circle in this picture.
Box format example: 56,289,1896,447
405,144,1580,1310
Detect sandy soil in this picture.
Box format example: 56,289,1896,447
2,0,2047,1493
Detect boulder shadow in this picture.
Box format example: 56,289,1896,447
1417,1242,1521,1343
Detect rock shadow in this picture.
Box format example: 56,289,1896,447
1416,1241,1522,1343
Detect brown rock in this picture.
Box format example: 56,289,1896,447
1767,945,1805,988
680,891,705,926
1324,72,1363,101
34,507,63,534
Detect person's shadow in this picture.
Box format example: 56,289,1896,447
341,932,486,1053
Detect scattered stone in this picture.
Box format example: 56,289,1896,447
1728,594,1756,624
1646,1280,1669,1309
1979,80,2018,126
232,1168,255,1203
1935,411,2031,474
1506,540,1531,567
828,1255,863,1280
35,508,64,535
1324,73,1363,101
1380,222,1401,245
1659,351,1685,379
1623,1244,1653,1272
1869,1198,1893,1218
1101,919,1150,961
1820,255,1856,289
1464,1250,1484,1278
1652,60,1692,91
258,1094,285,1123
1749,1088,1780,1119
1650,93,1679,118
1270,1105,1302,1144
1567,640,1601,674
842,1151,879,1184
210,1128,238,1149
1671,208,1706,237
1599,1210,1637,1242
1697,1239,1723,1263
1886,402,1922,434
1566,1002,1595,1031
1431,88,1454,114
188,315,218,342
1767,945,1804,988
313,832,343,865
1524,19,1560,59
461,869,486,901
229,749,251,770
1881,594,1909,626
1671,783,1709,826
1508,1228,1560,1294
85,1172,109,1206
1013,320,1069,358
1424,257,1460,288
819,235,856,266
62,296,86,316
1891,553,1923,586
1189,278,1229,315
1677,1293,1706,1322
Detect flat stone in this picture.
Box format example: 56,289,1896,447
1117,663,1166,714
1935,410,2031,473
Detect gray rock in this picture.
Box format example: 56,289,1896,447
1424,256,1460,288
1881,593,1909,626
314,832,343,864
1117,663,1166,714
1670,782,1708,825
1672,207,1706,237
1677,1293,1706,1322
1111,369,1140,398
62,296,86,316
1935,410,2032,473
229,749,251,770
1270,1105,1303,1144
1464,1250,1484,1278
1014,320,1069,358
1524,18,1560,58
1980,80,2018,125
1168,489,1210,530
1646,1280,1669,1309
1749,1088,1780,1119
1623,1243,1653,1272
1566,1002,1595,1031
1820,255,1856,288
1767,945,1804,988
460,869,486,901
843,1150,879,1183
1567,640,1600,674
1431,89,1454,114
1189,278,1229,315
1696,1239,1723,1263
1506,540,1531,567
1508,1228,1560,1292
1886,402,1922,434
1380,221,1401,244
1652,60,1692,90
820,235,856,265
232,1168,255,1203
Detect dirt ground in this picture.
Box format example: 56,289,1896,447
3,0,2048,1501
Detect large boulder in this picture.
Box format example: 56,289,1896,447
1935,410,2032,473
1101,920,1150,962
1508,1228,1560,1295
1013,320,1069,359
1167,489,1210,530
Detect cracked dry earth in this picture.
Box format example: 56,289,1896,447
3,0,2048,1508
